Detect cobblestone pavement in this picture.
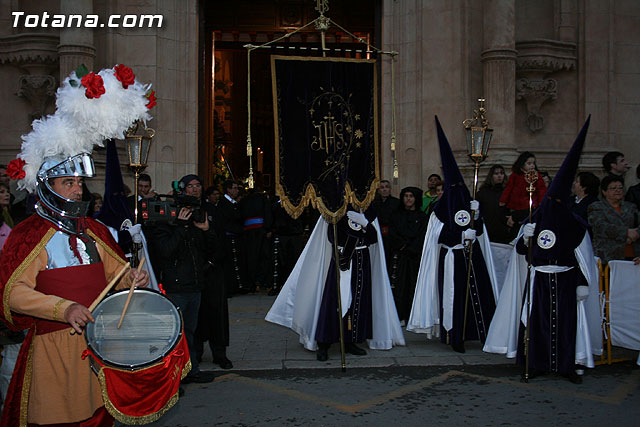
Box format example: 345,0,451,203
135,293,640,426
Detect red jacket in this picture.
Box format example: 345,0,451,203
499,171,547,211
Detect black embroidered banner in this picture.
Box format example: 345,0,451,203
272,55,378,224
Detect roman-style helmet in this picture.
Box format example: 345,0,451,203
6,64,156,233
34,153,96,231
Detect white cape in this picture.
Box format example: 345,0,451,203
265,217,405,351
483,229,602,368
407,213,499,335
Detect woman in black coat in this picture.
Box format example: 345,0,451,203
387,187,429,323
476,165,517,243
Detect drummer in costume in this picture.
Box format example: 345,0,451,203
0,65,154,426
483,117,602,383
266,209,405,360
407,117,499,353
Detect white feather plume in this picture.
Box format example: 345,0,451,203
15,64,153,192
56,67,151,139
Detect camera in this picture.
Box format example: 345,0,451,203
140,181,205,224
175,193,206,223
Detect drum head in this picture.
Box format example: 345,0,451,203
85,289,182,369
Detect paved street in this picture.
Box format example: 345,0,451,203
140,293,639,426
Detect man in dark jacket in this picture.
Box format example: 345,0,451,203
268,197,305,295
148,174,217,383
217,180,247,294
239,188,273,292
625,165,640,210
195,183,232,369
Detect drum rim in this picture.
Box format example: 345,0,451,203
85,288,183,370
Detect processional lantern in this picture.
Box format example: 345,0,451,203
463,98,493,164
125,121,155,224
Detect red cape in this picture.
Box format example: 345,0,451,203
0,214,126,427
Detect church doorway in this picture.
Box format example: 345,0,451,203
198,0,379,194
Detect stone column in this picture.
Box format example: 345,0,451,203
58,0,95,77
481,0,517,164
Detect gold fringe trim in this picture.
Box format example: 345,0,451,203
3,228,57,326
277,180,379,225
182,358,192,379
96,360,189,425
19,330,35,427
52,298,67,321
88,229,127,266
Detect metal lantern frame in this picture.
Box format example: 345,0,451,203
125,121,155,224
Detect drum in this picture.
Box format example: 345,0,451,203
84,288,190,424
85,288,182,369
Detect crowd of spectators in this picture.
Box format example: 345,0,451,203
373,149,639,270
0,147,638,396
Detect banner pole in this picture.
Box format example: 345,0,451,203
332,222,347,372
523,170,538,382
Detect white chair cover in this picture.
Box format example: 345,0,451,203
608,260,640,350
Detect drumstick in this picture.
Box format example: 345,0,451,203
88,262,131,311
70,262,131,335
117,257,146,329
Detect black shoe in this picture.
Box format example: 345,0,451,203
345,343,367,356
316,347,328,361
451,342,465,353
564,372,583,384
213,356,233,369
182,371,215,384
520,368,543,382
178,387,185,397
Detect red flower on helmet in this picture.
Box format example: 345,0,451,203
146,90,157,109
81,72,105,99
6,158,26,180
114,64,135,89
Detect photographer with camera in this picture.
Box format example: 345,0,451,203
147,174,219,384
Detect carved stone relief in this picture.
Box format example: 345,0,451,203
17,74,57,120
515,39,576,132
516,78,557,132
0,33,59,120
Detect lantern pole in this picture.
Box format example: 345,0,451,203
461,99,493,344
125,121,155,266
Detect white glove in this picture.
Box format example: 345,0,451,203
347,211,368,228
470,200,479,212
576,286,589,301
126,223,143,244
523,223,536,239
463,228,476,244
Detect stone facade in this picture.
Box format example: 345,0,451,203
381,0,640,191
0,0,638,202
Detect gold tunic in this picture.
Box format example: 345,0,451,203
8,244,130,424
